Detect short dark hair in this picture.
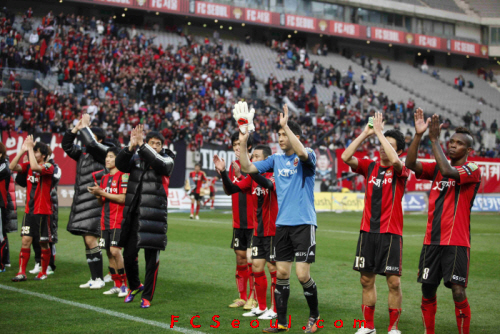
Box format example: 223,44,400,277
384,129,405,153
0,142,6,160
279,120,302,137
253,145,272,158
195,163,201,168
34,142,50,160
107,146,121,156
145,131,165,146
231,131,253,149
45,146,53,162
455,127,474,147
91,127,106,142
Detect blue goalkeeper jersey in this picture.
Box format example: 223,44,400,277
253,148,317,227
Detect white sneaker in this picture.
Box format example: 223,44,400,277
190,214,194,219
103,286,120,295
388,330,401,334
118,285,128,297
243,307,267,317
90,278,106,289
79,279,95,288
258,309,277,320
104,274,112,283
5,264,11,267
29,263,41,274
47,266,55,275
195,215,200,220
355,325,376,334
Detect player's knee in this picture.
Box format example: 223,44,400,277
277,268,290,279
451,285,466,302
360,275,374,288
296,272,310,283
110,247,121,258
387,277,401,291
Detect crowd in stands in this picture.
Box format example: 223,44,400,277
1,8,500,159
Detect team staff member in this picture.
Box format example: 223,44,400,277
62,114,112,289
116,125,175,308
0,142,17,272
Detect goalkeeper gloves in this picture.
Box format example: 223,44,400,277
233,101,255,134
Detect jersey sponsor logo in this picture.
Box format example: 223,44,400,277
432,180,456,191
112,180,117,187
278,168,298,177
293,157,299,167
252,186,269,196
104,187,119,194
368,176,392,187
386,170,392,176
295,252,307,257
27,174,40,183
121,174,129,182
286,161,291,166
452,274,466,282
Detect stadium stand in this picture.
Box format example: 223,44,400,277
420,0,465,14
465,0,500,17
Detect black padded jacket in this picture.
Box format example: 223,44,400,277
0,159,17,234
115,144,175,250
62,127,109,237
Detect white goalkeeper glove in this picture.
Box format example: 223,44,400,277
233,101,255,134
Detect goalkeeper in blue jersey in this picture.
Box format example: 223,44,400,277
238,103,320,333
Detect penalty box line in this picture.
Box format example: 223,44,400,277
0,284,207,334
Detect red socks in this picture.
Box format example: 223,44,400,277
270,271,277,312
190,203,194,215
421,295,437,334
254,271,268,311
112,274,122,288
195,203,200,215
236,265,248,300
19,248,30,275
362,305,375,329
121,273,127,287
455,299,470,334
248,263,254,299
211,199,214,209
40,249,50,275
388,308,401,331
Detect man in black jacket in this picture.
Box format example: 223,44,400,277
62,115,110,289
116,124,175,308
0,142,17,272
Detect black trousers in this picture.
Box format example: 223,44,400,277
123,215,160,302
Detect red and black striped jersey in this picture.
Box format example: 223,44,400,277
417,161,481,248
228,160,254,230
94,170,128,230
209,177,217,192
353,159,410,236
20,162,54,215
189,171,207,194
233,172,277,237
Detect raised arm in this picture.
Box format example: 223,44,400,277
429,114,460,180
26,136,42,173
214,154,235,195
9,138,28,172
405,108,429,175
239,129,260,174
281,104,308,161
341,121,374,171
80,114,108,165
372,112,403,173
137,144,175,176
61,119,83,161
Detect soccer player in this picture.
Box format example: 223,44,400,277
239,104,320,333
88,146,128,297
9,136,54,281
115,125,175,308
341,112,409,334
0,142,17,273
189,163,207,220
214,144,278,320
204,176,218,209
62,114,110,289
405,109,480,334
225,131,256,310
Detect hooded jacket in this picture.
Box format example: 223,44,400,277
115,143,175,250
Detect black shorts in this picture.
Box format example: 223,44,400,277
99,229,122,250
271,225,316,263
190,191,202,201
417,245,470,288
21,214,53,243
251,236,274,262
210,191,215,197
353,231,403,276
231,228,253,251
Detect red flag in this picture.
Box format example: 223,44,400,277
40,39,47,57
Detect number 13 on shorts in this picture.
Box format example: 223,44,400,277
355,256,365,269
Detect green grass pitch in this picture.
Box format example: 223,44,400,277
0,208,499,333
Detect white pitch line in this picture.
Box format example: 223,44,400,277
173,219,500,237
0,284,207,334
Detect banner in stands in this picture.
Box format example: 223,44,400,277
329,21,363,39
149,0,180,12
403,193,426,212
315,147,336,180
198,143,237,177
2,132,77,185
472,195,500,212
